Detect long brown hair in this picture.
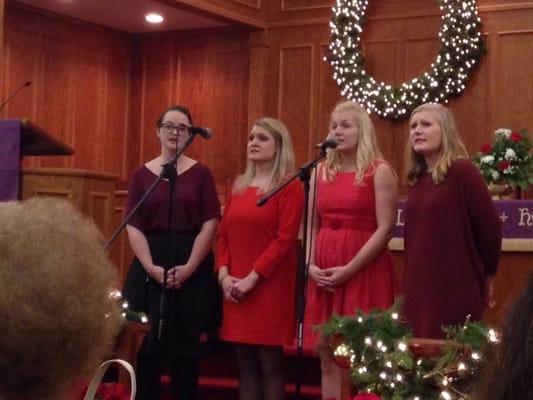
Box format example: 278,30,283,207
405,103,468,185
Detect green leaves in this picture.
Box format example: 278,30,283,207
319,303,493,399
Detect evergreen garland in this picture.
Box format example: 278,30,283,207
320,303,497,399
328,0,486,119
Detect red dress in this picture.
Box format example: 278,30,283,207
215,180,304,345
304,164,395,348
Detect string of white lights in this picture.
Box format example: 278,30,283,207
328,0,486,119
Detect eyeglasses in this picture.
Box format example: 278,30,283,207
159,122,190,134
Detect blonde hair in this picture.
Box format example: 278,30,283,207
405,103,468,185
0,198,121,400
323,100,383,184
234,117,295,194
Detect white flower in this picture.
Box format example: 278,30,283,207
495,128,512,138
504,148,517,160
491,170,500,180
481,155,494,164
503,165,514,175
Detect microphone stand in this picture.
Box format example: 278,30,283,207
257,148,327,400
104,131,200,395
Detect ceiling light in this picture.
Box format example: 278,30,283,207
145,13,164,24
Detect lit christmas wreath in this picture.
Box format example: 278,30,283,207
328,0,486,119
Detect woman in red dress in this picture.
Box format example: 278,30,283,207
305,100,397,400
216,118,304,400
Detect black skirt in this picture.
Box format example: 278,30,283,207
122,230,222,357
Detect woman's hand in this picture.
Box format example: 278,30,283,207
231,271,261,300
321,265,351,289
166,265,194,289
309,264,335,292
220,275,239,303
148,265,166,285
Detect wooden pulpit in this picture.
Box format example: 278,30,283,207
19,118,73,156
0,118,73,201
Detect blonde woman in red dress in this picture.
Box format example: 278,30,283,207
216,118,304,400
305,100,397,400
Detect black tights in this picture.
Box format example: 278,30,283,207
236,344,285,400
136,353,199,400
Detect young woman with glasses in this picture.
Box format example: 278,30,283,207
123,105,221,400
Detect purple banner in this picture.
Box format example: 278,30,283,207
0,120,22,202
394,200,533,239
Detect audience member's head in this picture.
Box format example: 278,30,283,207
471,273,533,399
0,198,121,400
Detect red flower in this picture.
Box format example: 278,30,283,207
510,132,523,142
352,394,382,400
480,143,492,154
497,160,511,171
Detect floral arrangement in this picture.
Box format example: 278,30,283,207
473,128,533,190
320,304,498,400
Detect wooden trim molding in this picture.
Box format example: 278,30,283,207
389,238,533,252
22,167,119,181
157,0,266,28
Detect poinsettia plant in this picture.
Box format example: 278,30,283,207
473,128,533,190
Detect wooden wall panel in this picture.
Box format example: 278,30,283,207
103,54,131,179
136,38,176,164
1,4,132,180
494,30,533,129
0,0,4,65
278,45,313,163
2,24,40,129
35,36,75,169
72,48,106,171
316,44,343,141
130,31,249,184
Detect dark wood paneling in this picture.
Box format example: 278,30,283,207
1,5,132,179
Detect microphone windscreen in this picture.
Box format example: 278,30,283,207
204,128,213,139
324,138,338,149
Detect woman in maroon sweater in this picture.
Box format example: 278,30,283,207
403,103,501,339
123,105,220,400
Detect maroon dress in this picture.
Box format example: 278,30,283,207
403,159,501,339
123,163,221,357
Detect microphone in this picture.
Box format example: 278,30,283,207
190,126,213,139
315,138,338,151
0,80,32,112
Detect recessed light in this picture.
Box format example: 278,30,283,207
145,13,164,24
